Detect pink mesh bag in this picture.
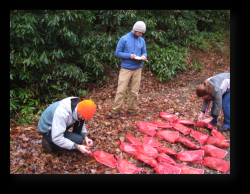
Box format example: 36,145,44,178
172,123,192,135
93,151,117,168
206,136,230,148
134,143,159,158
115,156,142,174
126,133,141,145
134,152,158,167
190,130,210,145
176,137,200,149
154,163,181,174
203,157,230,174
151,120,173,128
159,112,178,123
135,121,157,136
200,145,227,159
117,141,138,155
155,130,179,144
157,153,178,166
142,136,164,147
155,146,177,156
179,165,204,174
176,150,204,164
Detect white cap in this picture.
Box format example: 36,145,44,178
133,21,146,33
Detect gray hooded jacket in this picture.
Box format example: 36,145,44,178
201,73,230,117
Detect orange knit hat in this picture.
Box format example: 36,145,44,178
77,100,96,119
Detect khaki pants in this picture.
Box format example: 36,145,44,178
112,68,142,114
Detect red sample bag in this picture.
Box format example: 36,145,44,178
172,123,192,135
156,146,177,156
200,145,227,159
155,130,179,144
203,157,230,174
115,156,142,174
176,150,204,164
206,136,230,148
154,163,181,174
196,122,207,128
211,129,229,141
135,143,158,158
176,137,200,149
157,153,178,166
159,112,178,123
176,118,196,126
135,121,157,136
134,152,158,167
190,130,210,145
93,151,117,168
206,123,216,130
117,141,138,155
126,133,141,145
143,136,164,147
179,165,204,174
151,120,172,128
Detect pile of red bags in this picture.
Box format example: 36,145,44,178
89,110,230,174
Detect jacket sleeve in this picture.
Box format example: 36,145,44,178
51,106,75,150
115,37,131,59
141,39,147,58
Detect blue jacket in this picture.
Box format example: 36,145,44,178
115,30,147,70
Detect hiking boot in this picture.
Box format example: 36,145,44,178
219,126,230,131
42,139,59,156
107,113,118,119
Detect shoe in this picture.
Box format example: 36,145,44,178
107,113,118,119
128,112,135,116
42,139,59,156
219,126,230,131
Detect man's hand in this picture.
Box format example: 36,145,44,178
85,136,93,147
141,55,147,61
77,145,91,154
131,54,136,59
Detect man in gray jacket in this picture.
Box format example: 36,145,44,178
38,97,96,156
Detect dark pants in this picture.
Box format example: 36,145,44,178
42,121,86,149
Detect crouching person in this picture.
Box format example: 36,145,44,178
38,97,96,156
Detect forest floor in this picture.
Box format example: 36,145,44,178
10,43,230,174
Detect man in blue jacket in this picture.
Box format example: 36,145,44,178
109,21,147,118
